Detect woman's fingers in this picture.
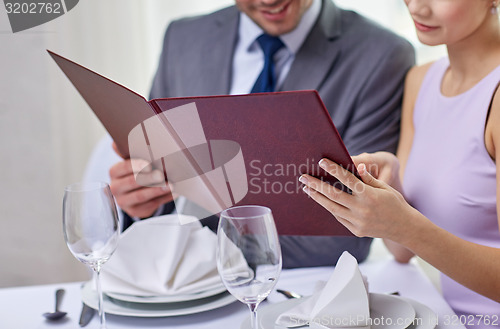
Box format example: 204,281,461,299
351,152,372,169
302,185,363,236
357,163,385,188
318,158,363,193
302,185,351,219
317,158,386,193
299,158,407,239
299,174,352,208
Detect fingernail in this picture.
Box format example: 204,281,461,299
358,163,366,174
299,175,308,184
319,159,327,168
302,186,310,194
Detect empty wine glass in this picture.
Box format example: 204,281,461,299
63,182,119,329
216,205,282,329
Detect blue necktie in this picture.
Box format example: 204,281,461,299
251,34,285,93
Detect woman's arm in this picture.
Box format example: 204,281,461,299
383,63,432,262
300,156,500,302
299,63,500,303
485,82,500,232
301,86,500,300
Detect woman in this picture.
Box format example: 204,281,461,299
299,0,500,327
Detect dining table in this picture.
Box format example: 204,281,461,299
0,256,465,329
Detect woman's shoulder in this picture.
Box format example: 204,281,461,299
405,62,434,89
403,62,435,105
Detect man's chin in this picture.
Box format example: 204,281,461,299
258,21,297,36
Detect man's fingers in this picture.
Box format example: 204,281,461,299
130,158,153,174
134,169,166,187
110,161,162,193
116,186,172,209
109,159,153,179
124,194,174,219
109,160,134,179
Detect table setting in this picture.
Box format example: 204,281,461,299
0,182,466,329
80,213,237,318
241,252,438,329
0,255,465,329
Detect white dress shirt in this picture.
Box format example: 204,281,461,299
230,0,321,95
137,0,321,222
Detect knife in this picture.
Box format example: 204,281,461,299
78,303,95,327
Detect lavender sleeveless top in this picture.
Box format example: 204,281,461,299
403,58,500,326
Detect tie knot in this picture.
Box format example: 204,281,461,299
256,34,284,58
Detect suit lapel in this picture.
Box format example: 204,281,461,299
200,7,239,95
280,0,342,92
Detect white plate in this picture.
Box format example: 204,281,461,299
81,282,237,317
400,297,438,329
369,293,416,329
241,293,421,329
105,283,227,303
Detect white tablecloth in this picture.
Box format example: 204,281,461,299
0,258,465,329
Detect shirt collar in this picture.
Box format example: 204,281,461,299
238,0,322,55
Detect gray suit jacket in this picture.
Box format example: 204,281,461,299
148,0,415,268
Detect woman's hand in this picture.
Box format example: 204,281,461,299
352,152,402,192
299,158,417,240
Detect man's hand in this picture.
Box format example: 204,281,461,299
109,142,173,218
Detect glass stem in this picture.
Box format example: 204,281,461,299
94,264,106,329
248,302,259,329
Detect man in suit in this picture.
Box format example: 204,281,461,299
109,0,415,268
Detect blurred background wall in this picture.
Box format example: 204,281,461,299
0,0,445,288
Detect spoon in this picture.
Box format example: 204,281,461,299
43,288,67,321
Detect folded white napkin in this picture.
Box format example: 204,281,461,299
276,251,370,329
100,214,222,296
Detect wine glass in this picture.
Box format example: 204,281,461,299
216,205,282,329
62,182,120,329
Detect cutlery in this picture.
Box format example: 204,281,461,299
277,289,399,299
42,288,67,321
79,302,96,327
276,289,302,299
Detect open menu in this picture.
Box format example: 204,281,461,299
48,50,357,236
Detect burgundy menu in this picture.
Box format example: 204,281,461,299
48,50,356,236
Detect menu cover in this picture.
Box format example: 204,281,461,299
48,50,357,236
